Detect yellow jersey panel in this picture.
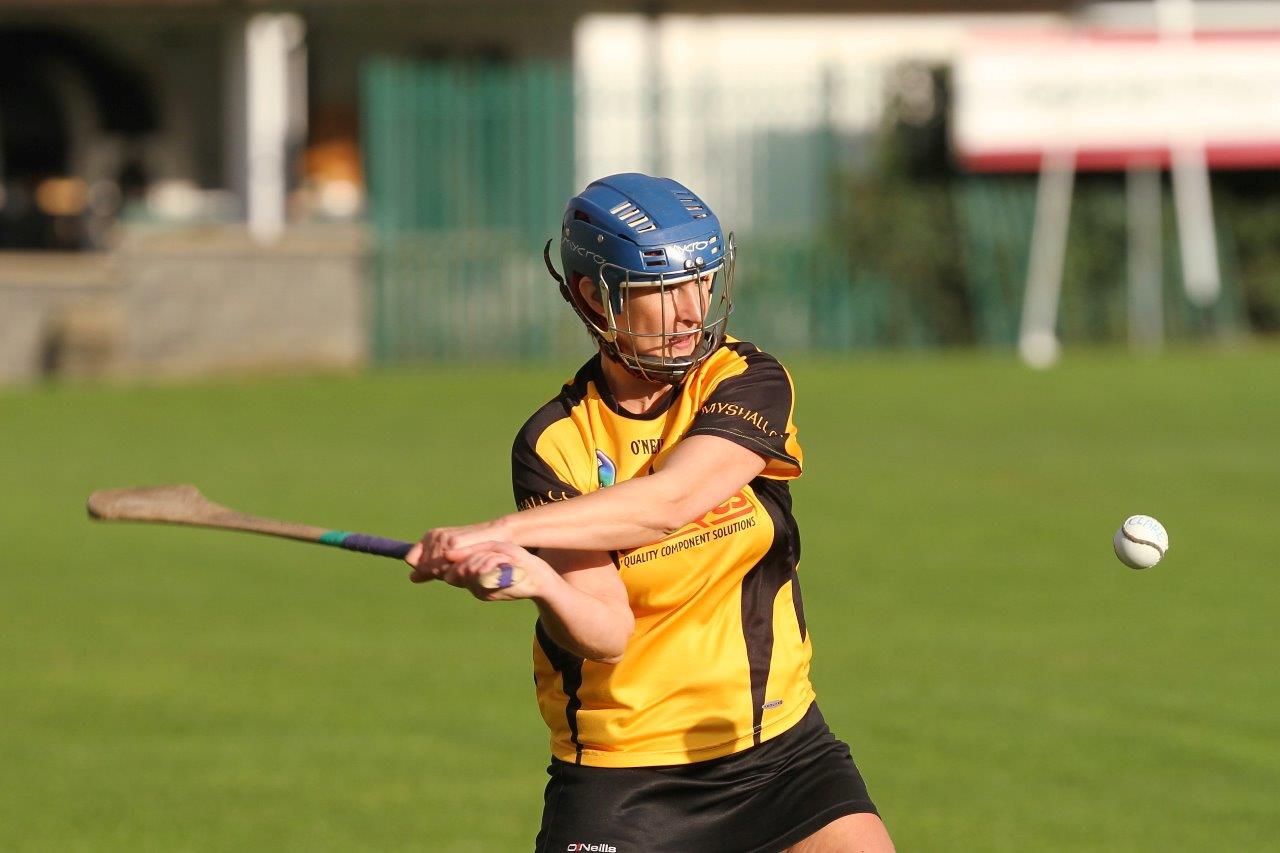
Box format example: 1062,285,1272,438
513,340,813,767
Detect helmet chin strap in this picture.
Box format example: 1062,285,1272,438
546,239,620,346
603,344,697,386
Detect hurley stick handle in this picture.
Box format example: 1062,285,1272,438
87,484,524,591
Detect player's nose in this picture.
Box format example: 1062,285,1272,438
669,282,705,325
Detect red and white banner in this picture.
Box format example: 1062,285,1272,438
953,31,1280,172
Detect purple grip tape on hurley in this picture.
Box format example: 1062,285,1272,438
497,563,516,589
339,533,415,560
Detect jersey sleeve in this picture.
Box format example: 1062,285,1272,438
511,406,586,511
685,348,803,479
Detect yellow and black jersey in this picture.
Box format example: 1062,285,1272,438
512,338,814,768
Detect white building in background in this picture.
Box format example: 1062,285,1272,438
576,13,1060,233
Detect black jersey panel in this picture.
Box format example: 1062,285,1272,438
511,364,594,510
684,342,800,470
753,476,807,642
739,476,801,746
535,620,586,764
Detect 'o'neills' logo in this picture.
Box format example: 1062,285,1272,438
619,492,757,568
630,437,663,456
699,402,780,437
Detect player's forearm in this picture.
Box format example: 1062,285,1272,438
505,474,691,551
533,574,634,664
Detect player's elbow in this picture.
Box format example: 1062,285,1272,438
582,640,626,665
592,633,630,665
584,610,634,665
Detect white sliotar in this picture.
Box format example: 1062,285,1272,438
1113,514,1169,570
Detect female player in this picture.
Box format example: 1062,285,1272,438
406,173,894,852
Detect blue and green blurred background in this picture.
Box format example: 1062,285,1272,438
2,1,1279,850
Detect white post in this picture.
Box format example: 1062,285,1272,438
1018,148,1075,369
644,7,664,176
1156,0,1221,306
1169,145,1221,306
239,13,306,244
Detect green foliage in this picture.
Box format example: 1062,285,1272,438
3,348,1279,850
835,98,973,347
1215,178,1280,333
839,175,971,346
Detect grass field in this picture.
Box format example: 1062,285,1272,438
2,345,1278,851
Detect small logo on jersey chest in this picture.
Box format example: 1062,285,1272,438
595,450,616,488
629,437,664,456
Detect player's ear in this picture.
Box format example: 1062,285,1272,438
577,275,605,311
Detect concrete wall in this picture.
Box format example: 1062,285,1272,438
0,224,369,383
114,225,368,376
0,252,119,382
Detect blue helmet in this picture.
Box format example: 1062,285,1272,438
544,173,735,384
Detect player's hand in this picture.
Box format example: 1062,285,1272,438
439,541,548,602
404,518,514,583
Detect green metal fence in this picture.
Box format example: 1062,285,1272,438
360,57,924,361
361,57,1248,363
362,58,580,362
956,175,1248,347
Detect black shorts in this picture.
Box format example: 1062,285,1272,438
534,702,878,853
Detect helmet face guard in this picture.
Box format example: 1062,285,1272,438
544,234,735,384
549,173,736,384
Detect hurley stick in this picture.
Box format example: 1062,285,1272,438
86,484,522,590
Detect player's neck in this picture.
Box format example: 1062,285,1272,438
598,350,676,415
